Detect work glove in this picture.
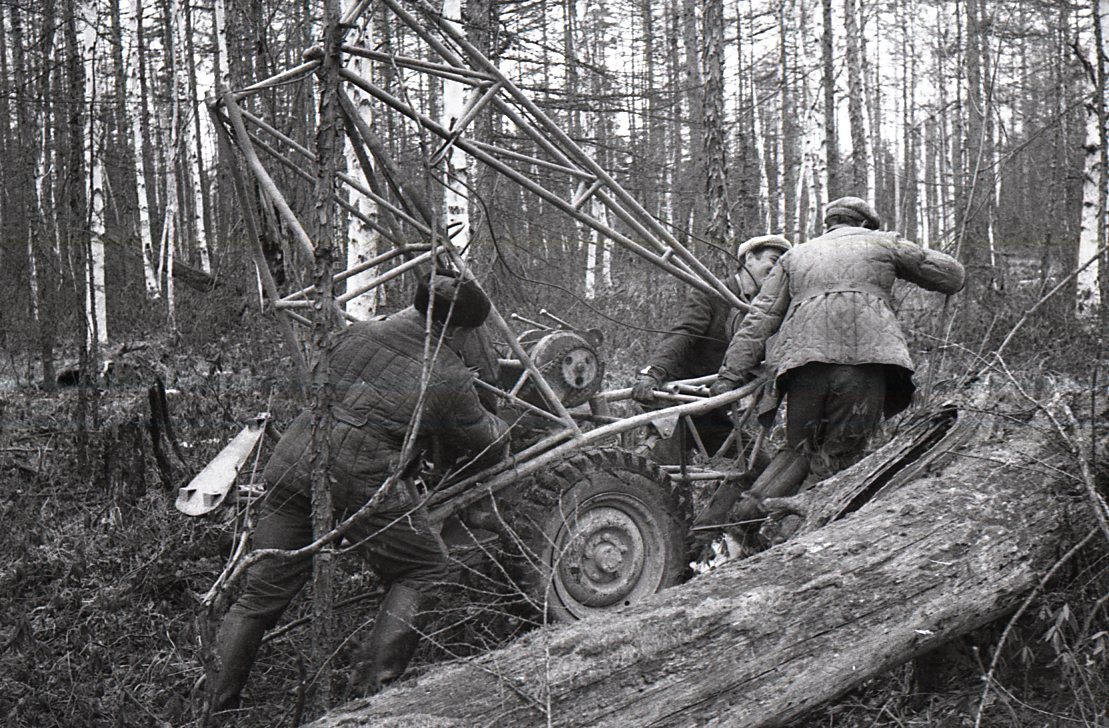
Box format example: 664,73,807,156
711,368,760,397
631,371,662,404
709,377,737,397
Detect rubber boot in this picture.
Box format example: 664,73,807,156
211,613,267,713
349,584,431,698
694,472,754,530
731,448,811,524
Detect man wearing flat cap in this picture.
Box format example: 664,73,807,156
710,196,965,531
631,234,792,464
210,269,510,711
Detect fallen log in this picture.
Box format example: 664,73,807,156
312,404,1090,728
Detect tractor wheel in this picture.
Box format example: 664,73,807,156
500,447,691,622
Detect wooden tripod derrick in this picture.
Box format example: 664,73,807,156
204,0,757,426
207,0,747,310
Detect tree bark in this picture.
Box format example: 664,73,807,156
126,0,160,299
311,407,1089,728
78,1,108,346
822,0,839,199
777,0,795,236
679,0,703,242
701,0,730,245
182,0,213,274
135,0,162,247
342,0,383,320
441,0,471,257
844,0,868,197
1080,0,1109,314
310,0,345,709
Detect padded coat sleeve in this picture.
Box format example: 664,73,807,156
889,238,966,295
718,262,792,383
646,288,718,380
428,372,510,471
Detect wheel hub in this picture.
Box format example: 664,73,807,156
558,505,648,608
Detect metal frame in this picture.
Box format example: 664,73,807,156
205,0,759,505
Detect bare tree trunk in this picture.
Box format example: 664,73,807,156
35,7,59,388
462,0,501,263
105,0,133,234
128,0,160,299
212,0,231,90
747,0,770,233
822,0,839,199
702,0,731,245
183,0,213,273
792,0,822,242
63,0,94,466
899,0,919,241
777,0,796,235
1079,0,1109,313
158,0,182,331
136,0,162,246
1097,0,1109,316
859,2,878,204
844,0,868,197
342,0,383,320
80,1,108,346
962,0,992,282
666,0,682,229
441,0,471,256
641,0,662,221
680,0,704,242
311,0,345,710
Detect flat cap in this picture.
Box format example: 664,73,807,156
737,234,792,258
824,196,880,230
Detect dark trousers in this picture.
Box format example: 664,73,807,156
227,476,451,628
781,362,887,480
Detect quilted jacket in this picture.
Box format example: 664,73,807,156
718,226,965,417
647,272,757,381
263,307,508,508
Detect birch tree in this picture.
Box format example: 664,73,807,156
80,1,108,345
746,0,771,232
822,0,839,199
702,0,731,244
679,0,704,241
182,0,213,274
157,0,184,331
128,0,160,298
1078,0,1109,313
777,0,797,236
844,0,869,198
343,0,383,319
441,0,471,256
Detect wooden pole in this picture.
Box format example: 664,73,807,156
209,105,309,391
337,69,727,303
220,90,317,260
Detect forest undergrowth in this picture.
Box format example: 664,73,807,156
1,274,1107,727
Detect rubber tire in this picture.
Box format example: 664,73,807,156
499,447,691,623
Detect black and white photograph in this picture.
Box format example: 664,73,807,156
1,0,1107,725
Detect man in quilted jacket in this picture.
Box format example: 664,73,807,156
709,196,965,528
211,271,510,711
630,234,791,464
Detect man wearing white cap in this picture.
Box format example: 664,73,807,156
631,234,791,464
